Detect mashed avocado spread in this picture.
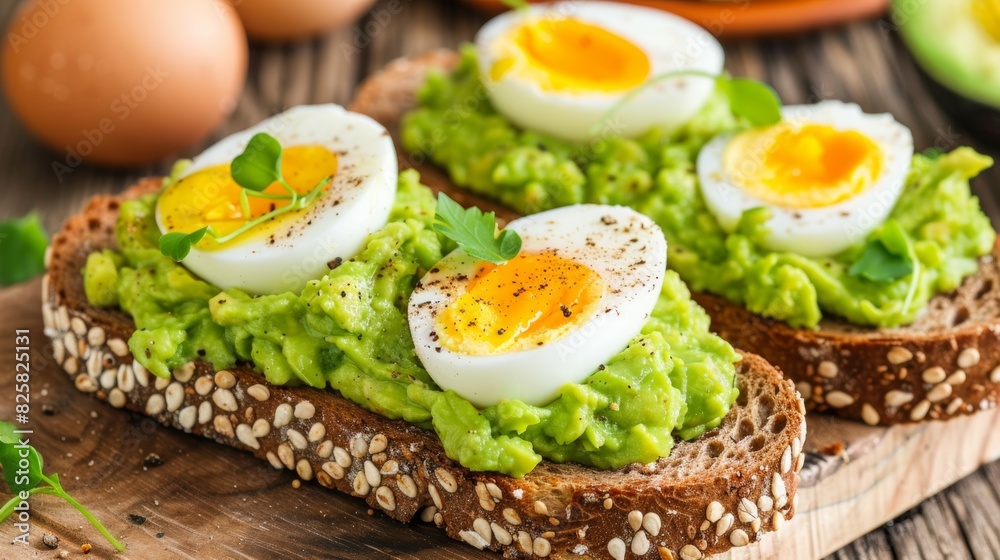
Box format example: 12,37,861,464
401,47,997,329
83,169,739,477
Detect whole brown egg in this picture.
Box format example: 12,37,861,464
230,0,377,42
2,0,248,168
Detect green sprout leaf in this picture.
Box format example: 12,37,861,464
723,78,782,127
434,193,522,264
160,133,330,259
231,132,284,192
0,421,124,552
0,213,49,287
590,71,783,137
849,221,915,282
0,423,15,443
159,226,209,261
0,433,43,495
497,229,522,258
0,421,45,494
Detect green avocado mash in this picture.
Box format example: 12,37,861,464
84,169,739,477
401,47,997,329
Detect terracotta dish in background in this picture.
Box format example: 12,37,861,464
455,0,891,38
229,0,378,43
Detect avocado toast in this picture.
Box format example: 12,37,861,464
43,99,806,558
353,40,1000,427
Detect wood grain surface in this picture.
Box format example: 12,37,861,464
3,0,1000,559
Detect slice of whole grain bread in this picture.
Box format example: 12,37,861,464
690,248,1000,426
43,180,805,559
349,49,1000,427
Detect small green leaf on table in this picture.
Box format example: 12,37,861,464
0,421,125,551
0,213,48,287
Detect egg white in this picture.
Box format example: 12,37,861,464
696,101,915,257
155,104,397,295
475,1,724,142
408,205,666,408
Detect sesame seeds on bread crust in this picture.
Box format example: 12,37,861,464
42,181,805,558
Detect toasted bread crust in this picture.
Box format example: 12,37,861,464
43,181,804,558
351,49,1000,428
692,244,1000,426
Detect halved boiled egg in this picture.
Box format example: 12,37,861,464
156,105,397,294
476,1,724,142
408,205,666,408
696,101,914,257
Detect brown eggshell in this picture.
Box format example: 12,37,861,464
2,0,248,168
230,0,377,42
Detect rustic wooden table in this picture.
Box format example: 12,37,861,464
2,1,1000,559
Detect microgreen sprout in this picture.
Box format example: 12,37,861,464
590,71,783,136
0,421,124,552
160,132,331,261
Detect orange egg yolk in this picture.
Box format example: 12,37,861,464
436,253,606,356
491,18,650,93
723,123,883,209
157,145,337,250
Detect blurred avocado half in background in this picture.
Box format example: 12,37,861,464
897,0,1000,144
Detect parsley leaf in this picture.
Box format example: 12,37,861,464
500,0,529,9
159,226,209,261
0,420,124,551
230,132,283,192
849,221,915,282
434,193,521,264
0,213,48,287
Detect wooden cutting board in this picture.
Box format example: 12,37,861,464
3,274,1000,559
